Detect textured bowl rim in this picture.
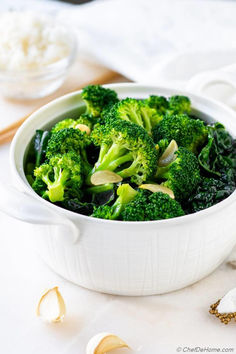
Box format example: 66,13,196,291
9,83,236,227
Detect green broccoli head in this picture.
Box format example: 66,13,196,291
46,128,91,174
51,118,78,133
51,114,94,134
106,98,162,134
145,95,169,114
76,113,94,129
81,85,119,117
33,151,83,203
155,147,201,201
152,113,208,153
168,95,191,114
121,189,184,221
89,119,158,185
92,183,138,220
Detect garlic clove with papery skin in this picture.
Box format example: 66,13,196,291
86,332,129,354
209,287,236,324
217,288,236,314
36,287,66,323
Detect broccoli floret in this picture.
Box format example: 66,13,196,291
32,177,48,199
51,114,93,134
33,151,83,203
107,98,162,134
155,147,201,201
46,128,91,174
168,95,191,114
76,113,94,129
92,183,138,220
152,113,207,153
88,119,158,185
81,85,119,117
122,190,184,221
51,118,78,133
145,95,169,114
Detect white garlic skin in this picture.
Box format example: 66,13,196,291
217,288,236,314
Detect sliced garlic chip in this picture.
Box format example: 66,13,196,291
209,287,236,324
91,170,123,185
76,124,91,135
36,287,66,323
158,140,178,167
86,332,129,354
139,183,175,199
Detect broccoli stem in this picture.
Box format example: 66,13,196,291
96,144,110,165
108,152,133,170
94,144,129,171
155,166,170,179
140,107,152,133
110,184,138,219
117,157,141,179
42,168,69,203
127,107,143,127
86,183,114,194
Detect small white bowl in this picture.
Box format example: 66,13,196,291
0,30,77,100
1,84,236,296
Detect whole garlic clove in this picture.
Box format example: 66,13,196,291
158,140,178,167
217,288,236,314
91,170,123,185
139,183,175,199
36,287,66,323
209,287,236,324
86,332,129,354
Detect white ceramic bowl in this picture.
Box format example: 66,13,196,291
1,84,236,296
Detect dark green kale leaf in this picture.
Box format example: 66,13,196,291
61,199,94,216
198,123,236,181
34,130,51,167
184,177,235,213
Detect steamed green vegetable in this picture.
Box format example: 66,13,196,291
122,189,185,221
155,147,201,201
33,151,83,202
92,184,138,220
26,85,235,221
198,123,236,179
152,113,208,153
88,119,158,185
34,130,51,167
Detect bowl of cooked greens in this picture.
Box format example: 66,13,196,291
2,84,236,295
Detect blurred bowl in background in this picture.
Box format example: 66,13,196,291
0,11,77,100
0,32,77,100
